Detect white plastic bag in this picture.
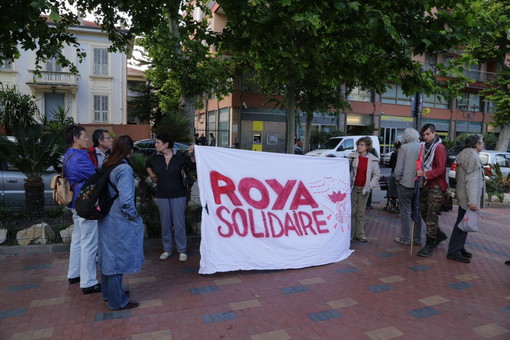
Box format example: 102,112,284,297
458,209,481,232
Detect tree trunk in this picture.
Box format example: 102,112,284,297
24,176,44,219
304,113,313,153
167,1,195,142
286,79,297,154
495,123,510,151
179,94,197,142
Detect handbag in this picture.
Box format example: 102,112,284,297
458,209,480,232
51,153,76,205
179,152,195,189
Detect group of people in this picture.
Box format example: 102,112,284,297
195,132,216,146
349,124,484,264
64,125,195,311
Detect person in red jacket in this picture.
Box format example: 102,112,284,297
87,129,113,168
416,124,448,257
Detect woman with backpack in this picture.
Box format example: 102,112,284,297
98,135,144,310
145,133,195,262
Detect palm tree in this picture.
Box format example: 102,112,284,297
0,125,63,218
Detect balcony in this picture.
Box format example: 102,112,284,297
31,70,77,84
27,70,78,95
422,63,497,83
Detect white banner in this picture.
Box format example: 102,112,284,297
195,146,353,274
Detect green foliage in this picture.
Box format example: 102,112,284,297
137,1,234,138
310,129,345,150
40,105,75,151
482,132,498,150
219,0,480,152
0,125,63,218
487,163,510,194
481,67,510,127
152,113,193,144
44,206,67,218
130,152,160,237
128,83,163,124
0,1,84,75
0,85,41,133
442,138,455,150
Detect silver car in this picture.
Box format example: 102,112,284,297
448,150,510,188
0,158,56,206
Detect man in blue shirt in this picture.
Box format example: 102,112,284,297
64,125,101,294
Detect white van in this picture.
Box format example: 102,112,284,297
306,135,381,159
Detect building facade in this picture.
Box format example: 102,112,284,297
0,20,128,126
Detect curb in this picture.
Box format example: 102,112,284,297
0,235,202,256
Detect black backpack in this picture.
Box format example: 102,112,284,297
75,164,120,220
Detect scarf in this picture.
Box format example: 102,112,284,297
422,135,442,172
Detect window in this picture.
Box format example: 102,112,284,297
93,48,109,76
424,94,448,109
218,108,229,147
46,57,61,73
0,59,13,70
465,63,481,81
423,53,437,71
457,93,481,111
495,154,509,167
94,95,109,122
339,139,354,151
381,84,412,105
347,87,371,102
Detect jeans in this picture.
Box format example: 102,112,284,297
157,197,187,253
397,184,422,243
102,273,129,310
67,210,99,288
448,207,468,254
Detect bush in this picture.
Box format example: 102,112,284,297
310,129,345,150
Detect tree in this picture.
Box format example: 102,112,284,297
128,83,163,125
481,67,510,151
0,85,41,134
465,0,510,151
136,1,234,140
218,0,483,153
0,125,63,218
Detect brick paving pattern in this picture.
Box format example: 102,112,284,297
0,204,509,339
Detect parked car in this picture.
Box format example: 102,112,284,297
448,150,510,188
0,157,56,206
133,139,190,157
306,135,381,159
446,145,464,167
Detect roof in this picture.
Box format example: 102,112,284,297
127,67,145,76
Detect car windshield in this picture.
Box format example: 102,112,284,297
318,138,343,150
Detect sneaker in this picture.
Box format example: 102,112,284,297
417,242,435,257
160,252,171,260
394,238,411,246
82,283,102,295
179,253,188,262
447,253,470,263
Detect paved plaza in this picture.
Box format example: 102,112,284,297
1,202,509,339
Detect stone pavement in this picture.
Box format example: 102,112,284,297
1,203,509,340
